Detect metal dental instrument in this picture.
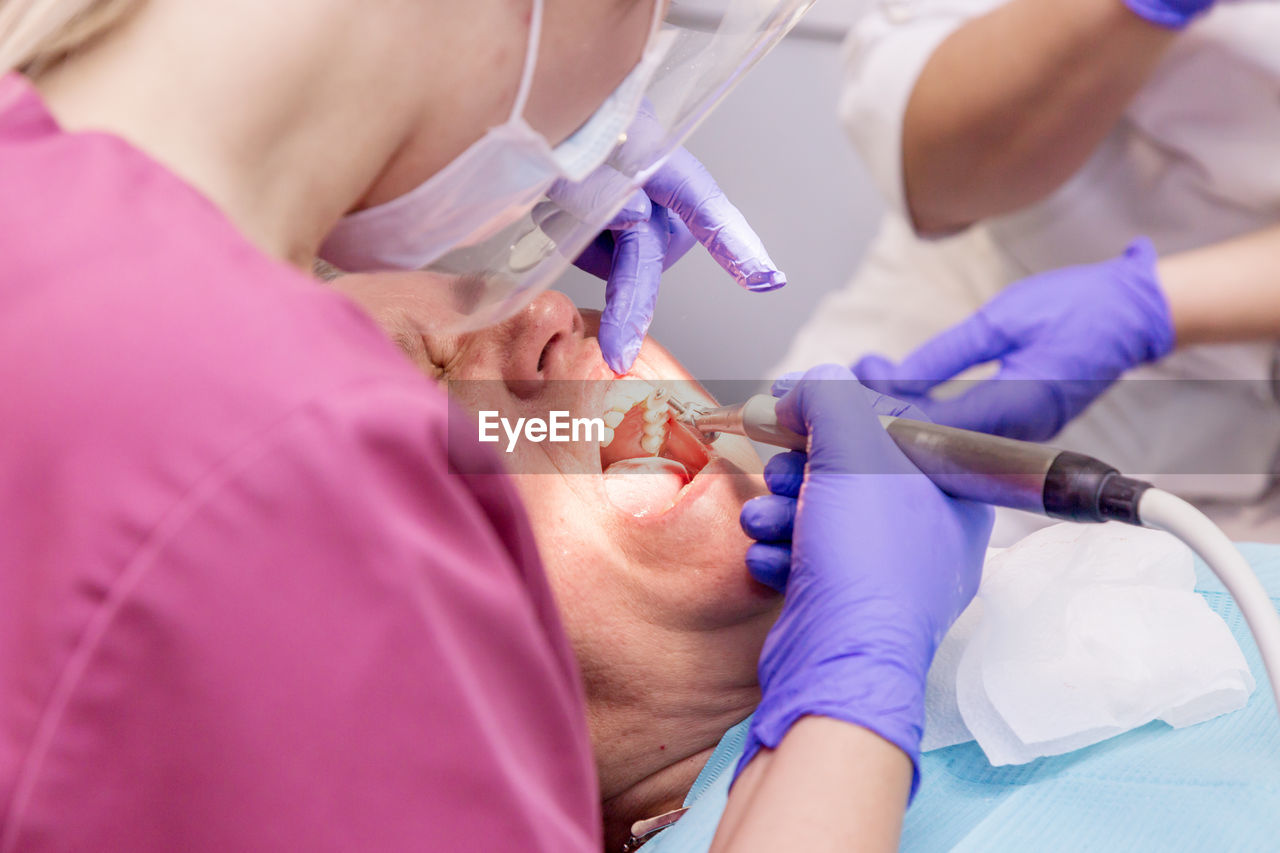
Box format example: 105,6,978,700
669,392,1280,712
672,394,1147,523
664,395,718,445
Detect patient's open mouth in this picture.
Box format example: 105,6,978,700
598,381,711,517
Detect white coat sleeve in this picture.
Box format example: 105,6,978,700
838,0,1006,222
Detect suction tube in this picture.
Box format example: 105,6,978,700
688,395,1280,710
1139,489,1280,711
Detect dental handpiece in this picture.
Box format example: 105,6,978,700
678,394,1151,524
678,394,1280,716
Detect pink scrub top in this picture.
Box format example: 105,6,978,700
0,74,600,851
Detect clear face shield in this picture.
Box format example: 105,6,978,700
325,0,816,333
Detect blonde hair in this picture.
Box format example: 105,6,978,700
0,0,144,76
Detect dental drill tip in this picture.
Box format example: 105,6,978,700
676,408,706,431
664,397,719,444
662,395,691,419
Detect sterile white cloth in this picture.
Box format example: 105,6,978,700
922,523,1254,765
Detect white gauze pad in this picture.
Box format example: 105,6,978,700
921,523,1254,764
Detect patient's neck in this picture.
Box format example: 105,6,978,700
602,744,721,851
592,620,766,851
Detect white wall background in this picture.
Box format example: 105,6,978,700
555,5,885,381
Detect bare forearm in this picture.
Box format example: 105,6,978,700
711,717,910,853
1159,225,1280,347
902,0,1175,234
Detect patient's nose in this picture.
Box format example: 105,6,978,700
503,291,584,394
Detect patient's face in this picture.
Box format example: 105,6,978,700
333,274,778,676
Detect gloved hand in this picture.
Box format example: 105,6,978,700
736,365,993,792
568,146,785,374
854,238,1175,442
739,374,925,588
1123,0,1215,29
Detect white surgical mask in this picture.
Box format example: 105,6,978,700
318,0,668,273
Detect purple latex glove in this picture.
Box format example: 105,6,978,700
735,365,993,794
854,238,1175,442
571,145,786,374
740,375,926,589
1124,0,1215,29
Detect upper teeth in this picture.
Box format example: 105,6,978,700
600,380,671,454
603,380,655,413
642,403,668,424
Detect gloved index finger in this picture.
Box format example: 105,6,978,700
644,148,786,292
770,371,804,398
860,313,1011,397
775,370,928,422
775,364,918,476
597,209,672,374
863,389,931,423
915,363,1069,441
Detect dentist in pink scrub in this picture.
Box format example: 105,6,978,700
0,0,798,849
0,0,998,849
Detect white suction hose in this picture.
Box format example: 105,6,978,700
1139,488,1280,712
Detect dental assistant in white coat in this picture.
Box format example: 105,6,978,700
774,0,1280,542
